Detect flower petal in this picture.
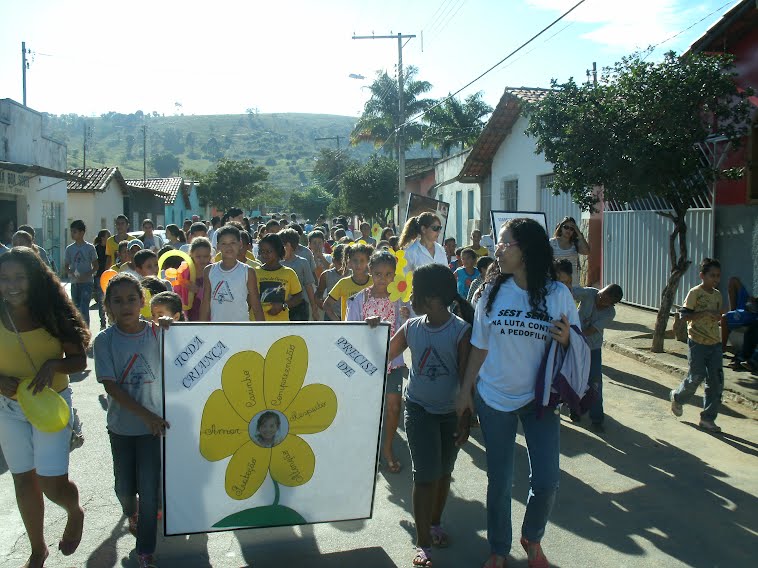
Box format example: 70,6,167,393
286,384,338,435
221,350,266,422
225,441,271,500
200,390,249,461
264,335,307,411
269,434,315,487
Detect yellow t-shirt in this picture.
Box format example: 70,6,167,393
471,245,490,257
0,324,68,399
684,286,722,345
328,275,373,320
254,265,302,321
105,234,136,263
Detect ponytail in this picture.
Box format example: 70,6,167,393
398,216,421,249
453,294,475,324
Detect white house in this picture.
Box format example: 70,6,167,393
67,167,131,239
432,149,480,247
0,99,70,269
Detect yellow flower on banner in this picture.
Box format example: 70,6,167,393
199,336,338,500
391,249,407,275
371,223,382,240
388,270,413,303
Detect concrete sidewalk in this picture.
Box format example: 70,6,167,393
604,303,758,409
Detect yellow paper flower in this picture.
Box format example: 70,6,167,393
391,249,407,275
371,223,382,240
199,335,338,500
388,270,413,303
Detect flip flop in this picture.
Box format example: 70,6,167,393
430,524,449,548
412,546,432,567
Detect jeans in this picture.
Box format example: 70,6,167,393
93,275,106,326
673,340,723,420
588,349,604,424
71,282,94,326
475,391,560,556
108,431,161,555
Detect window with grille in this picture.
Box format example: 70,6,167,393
539,173,555,191
501,178,518,210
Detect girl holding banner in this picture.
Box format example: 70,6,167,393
0,247,89,567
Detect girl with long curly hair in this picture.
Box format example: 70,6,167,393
0,247,90,567
456,218,580,568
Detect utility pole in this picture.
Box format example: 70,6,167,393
586,61,597,86
82,123,92,170
21,42,30,106
142,124,148,181
352,32,416,226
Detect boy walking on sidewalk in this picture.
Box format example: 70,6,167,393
572,283,624,430
670,258,724,433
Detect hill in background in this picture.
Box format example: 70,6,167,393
44,111,433,193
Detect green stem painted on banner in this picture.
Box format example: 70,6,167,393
273,480,280,506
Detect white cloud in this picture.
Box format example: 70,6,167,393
526,0,716,51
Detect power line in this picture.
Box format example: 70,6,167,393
399,0,588,130
428,0,469,40
648,0,735,52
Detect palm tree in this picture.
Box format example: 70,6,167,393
423,92,493,156
350,66,435,158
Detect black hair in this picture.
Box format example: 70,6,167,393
140,275,169,296
133,249,157,269
104,272,143,310
368,250,397,271
151,290,183,317
12,230,33,247
70,219,86,232
95,229,110,246
605,284,624,303
334,228,346,240
259,233,285,259
0,248,90,346
444,237,456,245
257,410,281,431
226,207,244,218
216,225,241,242
398,212,440,249
476,255,495,273
454,246,464,256
278,228,300,247
211,215,221,228
388,236,399,250
290,223,304,236
484,217,556,318
700,257,721,274
412,263,474,324
265,219,280,230
380,227,394,242
157,245,182,268
115,214,129,224
346,243,374,261
18,224,35,237
190,237,212,253
331,243,346,263
189,222,207,235
461,247,477,260
554,258,573,276
165,224,186,242
308,230,325,242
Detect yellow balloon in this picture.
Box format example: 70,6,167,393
16,379,70,433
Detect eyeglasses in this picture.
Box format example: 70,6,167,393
428,225,443,232
497,240,519,249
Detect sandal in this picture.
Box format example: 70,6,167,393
412,546,432,567
430,524,449,548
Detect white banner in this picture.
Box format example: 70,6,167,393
162,322,390,536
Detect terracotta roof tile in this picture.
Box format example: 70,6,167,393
125,177,184,204
458,87,552,182
67,167,127,193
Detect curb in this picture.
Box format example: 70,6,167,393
603,339,758,411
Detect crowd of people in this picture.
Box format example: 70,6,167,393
0,206,750,568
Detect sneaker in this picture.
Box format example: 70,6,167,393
699,419,722,433
520,537,549,568
137,553,157,568
669,390,683,417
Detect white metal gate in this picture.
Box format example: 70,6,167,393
603,206,714,310
538,175,582,234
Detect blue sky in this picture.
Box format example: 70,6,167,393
0,0,739,118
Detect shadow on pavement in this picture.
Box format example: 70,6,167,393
605,321,652,334
680,421,758,458
603,365,746,419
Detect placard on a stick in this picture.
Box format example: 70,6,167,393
162,322,389,536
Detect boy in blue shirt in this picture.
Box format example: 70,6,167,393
453,248,480,298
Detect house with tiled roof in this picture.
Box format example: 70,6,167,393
457,87,599,285
66,167,166,240
125,177,203,227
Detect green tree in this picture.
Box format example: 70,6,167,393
150,152,181,177
333,156,398,223
289,185,334,221
423,92,493,156
350,66,434,158
526,50,753,352
312,148,356,195
196,159,269,211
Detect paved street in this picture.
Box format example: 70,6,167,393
1,318,756,567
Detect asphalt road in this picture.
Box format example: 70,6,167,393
1,327,756,568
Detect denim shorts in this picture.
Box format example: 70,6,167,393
0,387,73,476
386,366,407,395
404,401,460,483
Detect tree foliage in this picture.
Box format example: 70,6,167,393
312,148,356,196
150,152,181,177
289,185,334,221
333,156,398,223
350,66,435,157
423,92,493,156
196,159,269,211
526,50,753,351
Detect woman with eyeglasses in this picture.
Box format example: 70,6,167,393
398,212,448,273
456,218,579,568
549,217,589,287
